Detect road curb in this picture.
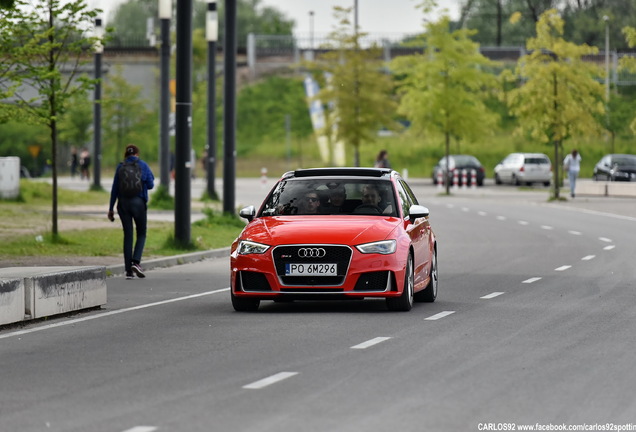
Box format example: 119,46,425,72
105,247,231,277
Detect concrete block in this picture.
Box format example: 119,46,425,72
0,266,107,320
0,276,25,325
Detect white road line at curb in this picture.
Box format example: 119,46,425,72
555,265,572,271
522,277,542,284
0,288,230,340
243,372,298,389
425,311,455,321
582,255,596,261
122,427,158,432
351,337,392,349
481,292,505,299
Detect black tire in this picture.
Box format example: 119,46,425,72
543,181,550,187
494,174,502,185
415,249,438,303
386,254,414,311
231,292,260,312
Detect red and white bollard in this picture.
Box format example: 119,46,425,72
471,169,477,189
461,169,468,189
437,170,443,189
260,167,268,188
452,169,459,189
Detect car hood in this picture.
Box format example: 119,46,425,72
240,216,400,246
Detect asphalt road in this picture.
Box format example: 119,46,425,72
2,181,636,431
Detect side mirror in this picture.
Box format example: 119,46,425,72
239,205,256,222
409,204,429,223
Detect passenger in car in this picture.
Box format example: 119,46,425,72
324,185,356,214
299,190,322,214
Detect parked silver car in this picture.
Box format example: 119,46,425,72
494,153,552,186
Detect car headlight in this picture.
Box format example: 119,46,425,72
356,240,396,255
237,240,270,255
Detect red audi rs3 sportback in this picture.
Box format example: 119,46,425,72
230,167,438,312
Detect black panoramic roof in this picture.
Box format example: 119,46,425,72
283,167,393,179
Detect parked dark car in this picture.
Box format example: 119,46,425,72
432,155,485,186
593,154,636,182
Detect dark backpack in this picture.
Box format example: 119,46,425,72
118,160,143,197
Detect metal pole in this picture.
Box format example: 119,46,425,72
175,0,192,245
159,3,171,189
206,0,218,200
309,10,314,50
93,18,103,190
223,0,237,214
604,15,610,102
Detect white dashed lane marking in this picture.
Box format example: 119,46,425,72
599,237,612,243
518,220,529,226
604,245,616,251
351,337,392,350
522,277,542,284
541,225,553,230
243,372,299,390
568,230,582,236
497,216,507,221
555,265,572,271
425,311,455,320
582,255,596,261
481,292,505,299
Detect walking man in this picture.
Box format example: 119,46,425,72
563,149,582,198
107,145,155,279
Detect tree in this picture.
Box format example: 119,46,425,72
101,66,154,167
307,6,398,167
391,9,499,195
619,26,636,135
58,91,93,154
0,0,101,238
507,9,605,200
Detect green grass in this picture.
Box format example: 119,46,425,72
0,180,244,260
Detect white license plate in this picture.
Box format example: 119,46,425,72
285,263,337,276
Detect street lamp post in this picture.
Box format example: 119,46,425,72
206,0,218,200
604,15,610,102
309,10,314,51
93,17,103,191
159,0,171,190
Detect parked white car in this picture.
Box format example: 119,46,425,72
494,153,552,186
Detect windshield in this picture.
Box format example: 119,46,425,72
260,178,398,217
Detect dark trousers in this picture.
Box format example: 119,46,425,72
117,196,147,272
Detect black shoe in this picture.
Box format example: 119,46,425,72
131,263,146,278
125,271,134,280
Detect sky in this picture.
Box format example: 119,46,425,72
96,0,461,36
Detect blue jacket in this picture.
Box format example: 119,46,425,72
109,156,155,211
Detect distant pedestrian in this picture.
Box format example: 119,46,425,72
374,149,391,169
69,146,79,178
563,149,582,198
79,148,91,181
108,144,155,280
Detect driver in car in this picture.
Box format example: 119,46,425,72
355,184,393,215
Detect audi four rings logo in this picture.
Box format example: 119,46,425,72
297,248,326,258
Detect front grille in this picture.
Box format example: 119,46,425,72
354,271,390,292
240,271,271,292
273,245,352,286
